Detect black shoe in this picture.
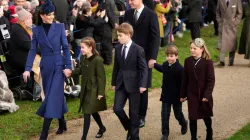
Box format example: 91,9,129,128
127,129,131,140
139,119,145,128
228,63,234,66
95,126,106,138
161,135,168,140
206,128,213,140
181,121,188,135
217,61,225,67
56,121,67,134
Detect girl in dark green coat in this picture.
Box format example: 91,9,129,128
72,37,107,140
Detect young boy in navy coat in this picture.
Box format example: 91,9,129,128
150,45,187,140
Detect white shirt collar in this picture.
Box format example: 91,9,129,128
136,5,144,14
124,40,132,49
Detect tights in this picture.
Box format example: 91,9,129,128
189,117,212,139
82,112,104,139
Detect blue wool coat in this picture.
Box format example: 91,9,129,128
25,23,72,119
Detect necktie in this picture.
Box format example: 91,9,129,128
226,0,229,7
134,10,139,23
122,46,127,61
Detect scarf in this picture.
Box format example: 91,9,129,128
18,20,32,39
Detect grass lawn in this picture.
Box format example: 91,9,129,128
227,122,250,140
0,25,220,140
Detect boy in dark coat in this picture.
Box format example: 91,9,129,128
151,45,187,140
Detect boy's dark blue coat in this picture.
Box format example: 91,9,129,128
154,60,183,104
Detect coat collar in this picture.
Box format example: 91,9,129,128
38,22,57,49
117,42,136,66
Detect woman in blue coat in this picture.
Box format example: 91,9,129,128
22,1,72,140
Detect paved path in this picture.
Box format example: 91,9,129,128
32,54,250,140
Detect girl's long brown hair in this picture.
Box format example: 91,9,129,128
81,37,99,56
201,44,211,60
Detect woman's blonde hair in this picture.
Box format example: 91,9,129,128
191,38,211,60
81,37,99,56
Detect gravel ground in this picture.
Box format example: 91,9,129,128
32,54,250,140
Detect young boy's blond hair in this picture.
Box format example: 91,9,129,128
116,22,134,36
165,45,178,56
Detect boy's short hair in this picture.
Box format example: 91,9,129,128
117,22,134,36
165,45,178,56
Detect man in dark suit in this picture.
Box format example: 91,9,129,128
124,0,160,127
112,23,148,140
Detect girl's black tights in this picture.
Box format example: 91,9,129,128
190,118,212,140
81,112,104,140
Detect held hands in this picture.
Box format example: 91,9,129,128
180,97,187,102
202,98,208,102
23,71,30,83
97,95,103,100
148,59,156,68
140,87,146,94
63,69,72,78
112,86,116,90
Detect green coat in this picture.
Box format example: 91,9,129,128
239,3,250,59
72,55,107,114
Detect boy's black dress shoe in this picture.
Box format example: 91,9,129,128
139,119,145,127
127,129,131,140
161,135,168,140
181,120,188,135
96,126,106,138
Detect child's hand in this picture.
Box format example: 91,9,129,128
180,97,187,102
112,86,116,90
202,98,208,102
63,69,72,78
97,95,103,100
148,59,156,68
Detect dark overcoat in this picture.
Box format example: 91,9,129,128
154,60,184,104
124,6,160,87
180,57,215,120
25,23,72,119
239,3,250,59
182,0,202,23
72,55,107,114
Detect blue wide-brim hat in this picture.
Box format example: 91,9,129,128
40,0,55,15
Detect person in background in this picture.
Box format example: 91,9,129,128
74,2,106,59
239,0,250,67
8,5,18,25
0,5,10,42
153,0,171,47
14,0,26,7
8,6,32,74
182,0,202,40
216,0,242,67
